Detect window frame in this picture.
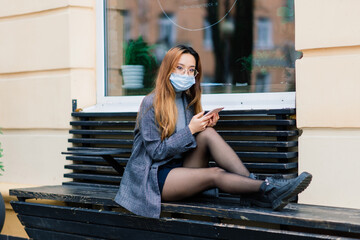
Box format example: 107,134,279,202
91,0,295,113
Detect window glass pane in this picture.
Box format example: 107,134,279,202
105,0,300,96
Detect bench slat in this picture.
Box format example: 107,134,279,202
68,138,133,145
72,112,138,117
228,140,297,148
68,138,297,148
19,215,210,240
63,173,297,186
65,156,129,164
12,201,333,240
62,181,119,189
65,147,297,159
69,129,298,137
217,120,296,126
71,109,296,118
69,129,134,135
63,173,121,182
67,147,132,153
70,119,296,127
64,162,297,172
25,228,104,240
238,151,297,159
65,164,118,172
10,186,360,236
217,130,298,137
70,121,136,127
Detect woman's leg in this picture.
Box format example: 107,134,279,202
162,167,263,201
183,127,249,176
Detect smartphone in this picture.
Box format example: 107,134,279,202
204,107,224,117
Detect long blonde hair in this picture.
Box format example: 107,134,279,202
153,45,203,140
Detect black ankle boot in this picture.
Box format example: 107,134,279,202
260,172,312,211
239,173,272,208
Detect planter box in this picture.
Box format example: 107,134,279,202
121,65,144,89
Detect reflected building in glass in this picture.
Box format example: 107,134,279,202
106,0,299,96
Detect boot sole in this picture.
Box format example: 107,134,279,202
272,172,312,211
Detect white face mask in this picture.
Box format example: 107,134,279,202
169,73,196,92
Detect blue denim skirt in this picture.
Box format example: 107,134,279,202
157,160,183,194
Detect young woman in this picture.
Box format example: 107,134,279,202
115,45,312,219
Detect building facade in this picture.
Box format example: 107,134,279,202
0,0,359,237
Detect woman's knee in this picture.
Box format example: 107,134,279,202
196,127,217,142
207,167,226,185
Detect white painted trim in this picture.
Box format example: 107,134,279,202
84,92,295,112
96,0,105,101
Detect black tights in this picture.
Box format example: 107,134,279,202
161,128,263,201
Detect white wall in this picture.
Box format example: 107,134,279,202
0,0,97,236
296,0,360,209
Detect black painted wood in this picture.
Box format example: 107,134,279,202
218,109,296,115
62,181,119,189
70,121,136,127
70,109,296,118
25,228,104,240
63,173,121,182
10,109,306,239
10,185,360,237
65,155,129,164
65,147,297,159
71,112,138,117
20,215,210,240
0,235,29,240
68,138,134,145
237,151,297,158
68,138,297,148
217,119,296,126
12,201,342,240
64,162,297,172
70,129,298,137
66,147,132,154
218,130,299,137
70,119,296,127
69,129,134,135
65,164,118,172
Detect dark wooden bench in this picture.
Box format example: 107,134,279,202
9,109,360,239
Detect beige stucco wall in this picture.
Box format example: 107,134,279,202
0,0,97,237
295,0,360,209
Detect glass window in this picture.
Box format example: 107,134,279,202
104,0,300,97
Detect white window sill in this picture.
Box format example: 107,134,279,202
83,92,295,113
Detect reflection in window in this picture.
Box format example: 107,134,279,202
104,0,299,96
255,72,271,92
256,17,273,50
123,11,131,43
158,14,177,50
203,20,213,51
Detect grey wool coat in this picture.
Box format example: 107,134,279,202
114,93,197,218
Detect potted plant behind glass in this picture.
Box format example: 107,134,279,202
0,130,5,232
121,36,157,89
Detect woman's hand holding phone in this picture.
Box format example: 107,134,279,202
204,107,224,117
189,108,223,134
188,111,212,134
204,107,223,127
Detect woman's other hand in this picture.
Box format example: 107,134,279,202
207,112,219,127
188,111,211,134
